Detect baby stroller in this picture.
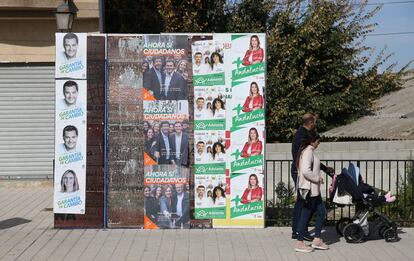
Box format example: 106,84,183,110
329,163,398,243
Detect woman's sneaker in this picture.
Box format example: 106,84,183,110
295,243,314,253
311,240,329,250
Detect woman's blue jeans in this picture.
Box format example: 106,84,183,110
297,195,326,241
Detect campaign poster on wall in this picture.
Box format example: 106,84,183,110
142,35,191,229
55,33,87,79
229,34,266,223
229,124,265,220
192,40,227,131
54,81,87,214
208,33,266,228
144,165,190,229
54,33,87,214
192,38,229,219
194,174,227,219
55,80,87,122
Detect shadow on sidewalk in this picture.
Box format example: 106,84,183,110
0,218,31,230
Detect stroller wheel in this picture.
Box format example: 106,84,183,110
343,223,364,243
384,228,398,242
336,218,352,237
379,226,388,239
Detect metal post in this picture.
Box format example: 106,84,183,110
103,35,108,228
99,0,105,33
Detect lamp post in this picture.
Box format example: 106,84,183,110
56,0,78,32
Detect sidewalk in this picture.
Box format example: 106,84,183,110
1,185,414,261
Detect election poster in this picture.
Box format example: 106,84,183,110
229,34,266,224
54,121,87,214
229,124,265,220
144,165,190,229
54,36,88,214
142,35,191,229
55,79,87,122
53,32,266,226
210,33,266,228
192,37,229,220
192,40,227,131
55,33,87,79
194,174,227,219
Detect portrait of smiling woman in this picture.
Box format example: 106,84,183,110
242,82,263,112
60,169,79,193
242,35,264,66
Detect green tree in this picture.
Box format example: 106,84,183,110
264,0,409,142
158,0,228,32
225,0,272,32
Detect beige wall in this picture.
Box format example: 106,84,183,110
0,0,98,18
0,0,99,63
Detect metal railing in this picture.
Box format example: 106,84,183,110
265,160,414,227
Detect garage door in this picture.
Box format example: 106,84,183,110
0,65,54,178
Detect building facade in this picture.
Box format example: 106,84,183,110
0,0,99,178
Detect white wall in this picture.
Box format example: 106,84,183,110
265,141,414,201
266,141,414,160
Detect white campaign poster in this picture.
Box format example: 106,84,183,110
54,121,87,214
54,34,87,214
194,130,226,165
194,174,227,219
55,33,87,79
55,80,87,122
54,165,86,214
192,38,229,220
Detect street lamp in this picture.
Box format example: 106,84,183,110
56,0,78,32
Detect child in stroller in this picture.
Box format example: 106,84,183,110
328,163,398,243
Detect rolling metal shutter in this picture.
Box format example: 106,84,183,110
0,65,54,179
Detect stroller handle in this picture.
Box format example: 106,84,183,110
326,171,335,178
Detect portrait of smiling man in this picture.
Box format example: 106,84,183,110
58,125,82,154
55,32,87,79
62,33,79,62
59,80,79,110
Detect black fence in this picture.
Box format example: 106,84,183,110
265,160,414,227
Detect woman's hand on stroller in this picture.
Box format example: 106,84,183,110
319,176,324,184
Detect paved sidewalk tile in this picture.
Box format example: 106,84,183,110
1,186,414,261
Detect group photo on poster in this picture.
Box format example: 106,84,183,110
194,131,226,164
192,40,226,75
141,35,191,229
144,120,190,167
55,33,87,79
194,174,227,219
55,79,87,121
142,35,190,100
194,86,226,120
144,175,190,229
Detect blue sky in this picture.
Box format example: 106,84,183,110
364,0,414,71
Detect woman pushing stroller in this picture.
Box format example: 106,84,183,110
295,130,329,252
